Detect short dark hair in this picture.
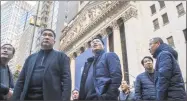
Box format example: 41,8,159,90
1,44,15,55
41,29,56,39
141,56,153,66
92,37,104,45
72,88,79,93
150,37,164,44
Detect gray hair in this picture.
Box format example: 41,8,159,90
150,37,164,44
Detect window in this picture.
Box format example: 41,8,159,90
150,4,156,15
162,13,169,25
176,3,185,16
167,36,175,47
153,18,160,30
183,28,187,42
158,1,165,9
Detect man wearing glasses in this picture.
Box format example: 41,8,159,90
0,44,15,100
79,37,122,100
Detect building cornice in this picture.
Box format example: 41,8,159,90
60,1,138,58
60,1,118,49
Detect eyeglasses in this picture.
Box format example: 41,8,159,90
91,39,102,44
1,47,13,51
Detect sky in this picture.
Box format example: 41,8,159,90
1,1,36,6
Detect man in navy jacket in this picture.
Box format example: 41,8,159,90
79,37,122,100
135,56,156,100
149,37,186,100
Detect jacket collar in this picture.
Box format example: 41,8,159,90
87,57,94,62
94,50,105,57
39,48,53,54
153,43,166,58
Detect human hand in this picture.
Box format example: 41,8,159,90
6,89,13,100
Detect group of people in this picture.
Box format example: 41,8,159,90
0,28,186,101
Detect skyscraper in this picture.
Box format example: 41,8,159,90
32,1,60,52
1,1,33,45
1,1,34,72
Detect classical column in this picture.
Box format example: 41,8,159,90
100,29,110,52
70,56,76,91
120,7,139,86
111,21,124,81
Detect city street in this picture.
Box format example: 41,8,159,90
1,1,186,99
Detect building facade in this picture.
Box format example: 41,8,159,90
9,3,38,73
1,1,33,71
33,1,60,52
54,1,80,49
32,1,80,51
59,1,186,90
12,1,62,70
1,1,32,45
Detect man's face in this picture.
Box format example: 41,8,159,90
1,45,14,60
143,58,153,71
40,30,55,49
121,81,129,91
149,39,160,55
90,39,104,52
72,90,79,100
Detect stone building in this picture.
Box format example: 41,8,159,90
60,1,186,90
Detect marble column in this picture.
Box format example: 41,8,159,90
70,56,75,91
120,7,140,86
111,21,125,81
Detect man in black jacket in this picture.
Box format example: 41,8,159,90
0,44,15,100
12,29,71,101
135,56,156,100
